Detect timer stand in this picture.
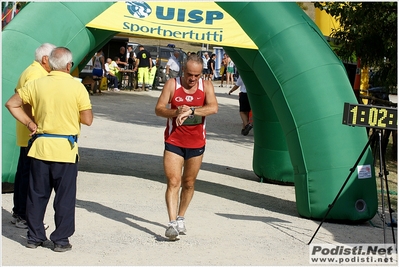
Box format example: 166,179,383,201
373,129,396,246
308,130,396,246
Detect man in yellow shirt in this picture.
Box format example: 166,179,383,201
11,43,56,229
5,47,93,252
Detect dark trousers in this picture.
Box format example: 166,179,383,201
26,157,78,245
107,74,119,89
13,147,31,220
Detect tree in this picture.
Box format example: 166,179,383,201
314,2,397,90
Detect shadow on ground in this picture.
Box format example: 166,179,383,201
78,147,298,218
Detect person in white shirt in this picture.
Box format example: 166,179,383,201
228,75,253,135
105,57,120,91
202,52,210,80
165,51,181,79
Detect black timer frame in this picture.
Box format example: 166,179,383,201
309,103,397,246
342,102,397,131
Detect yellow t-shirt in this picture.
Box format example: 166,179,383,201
15,61,49,147
17,71,92,163
109,61,119,75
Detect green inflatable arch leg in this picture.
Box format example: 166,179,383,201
224,47,294,185
2,2,377,221
218,2,377,221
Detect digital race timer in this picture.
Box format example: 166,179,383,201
342,102,397,131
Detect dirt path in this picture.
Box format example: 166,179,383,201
2,83,396,266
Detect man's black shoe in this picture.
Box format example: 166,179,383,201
26,241,43,249
242,123,253,136
53,243,72,252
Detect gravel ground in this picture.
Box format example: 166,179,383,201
1,82,397,266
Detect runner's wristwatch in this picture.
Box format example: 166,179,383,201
190,107,195,115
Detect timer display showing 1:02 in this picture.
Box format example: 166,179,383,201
342,102,397,131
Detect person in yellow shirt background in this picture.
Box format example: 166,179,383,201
5,47,93,252
11,42,56,230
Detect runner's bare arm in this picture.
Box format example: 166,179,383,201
189,80,218,117
155,79,190,118
175,80,218,126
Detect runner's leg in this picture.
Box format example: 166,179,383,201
164,150,184,221
177,154,203,217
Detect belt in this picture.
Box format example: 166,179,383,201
28,133,78,149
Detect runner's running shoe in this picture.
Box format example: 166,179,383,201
177,216,186,234
165,221,180,241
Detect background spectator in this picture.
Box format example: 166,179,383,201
166,51,180,79
202,52,210,80
105,57,120,91
228,75,253,136
207,53,216,81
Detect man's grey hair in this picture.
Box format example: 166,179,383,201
49,47,73,71
34,43,56,62
184,54,203,69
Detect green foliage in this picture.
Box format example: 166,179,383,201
314,2,397,90
17,2,29,11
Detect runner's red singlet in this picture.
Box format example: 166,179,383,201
164,77,206,148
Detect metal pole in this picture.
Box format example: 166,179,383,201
378,131,386,244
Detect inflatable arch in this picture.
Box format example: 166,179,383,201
2,2,377,221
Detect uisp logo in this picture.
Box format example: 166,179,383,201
127,1,152,18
